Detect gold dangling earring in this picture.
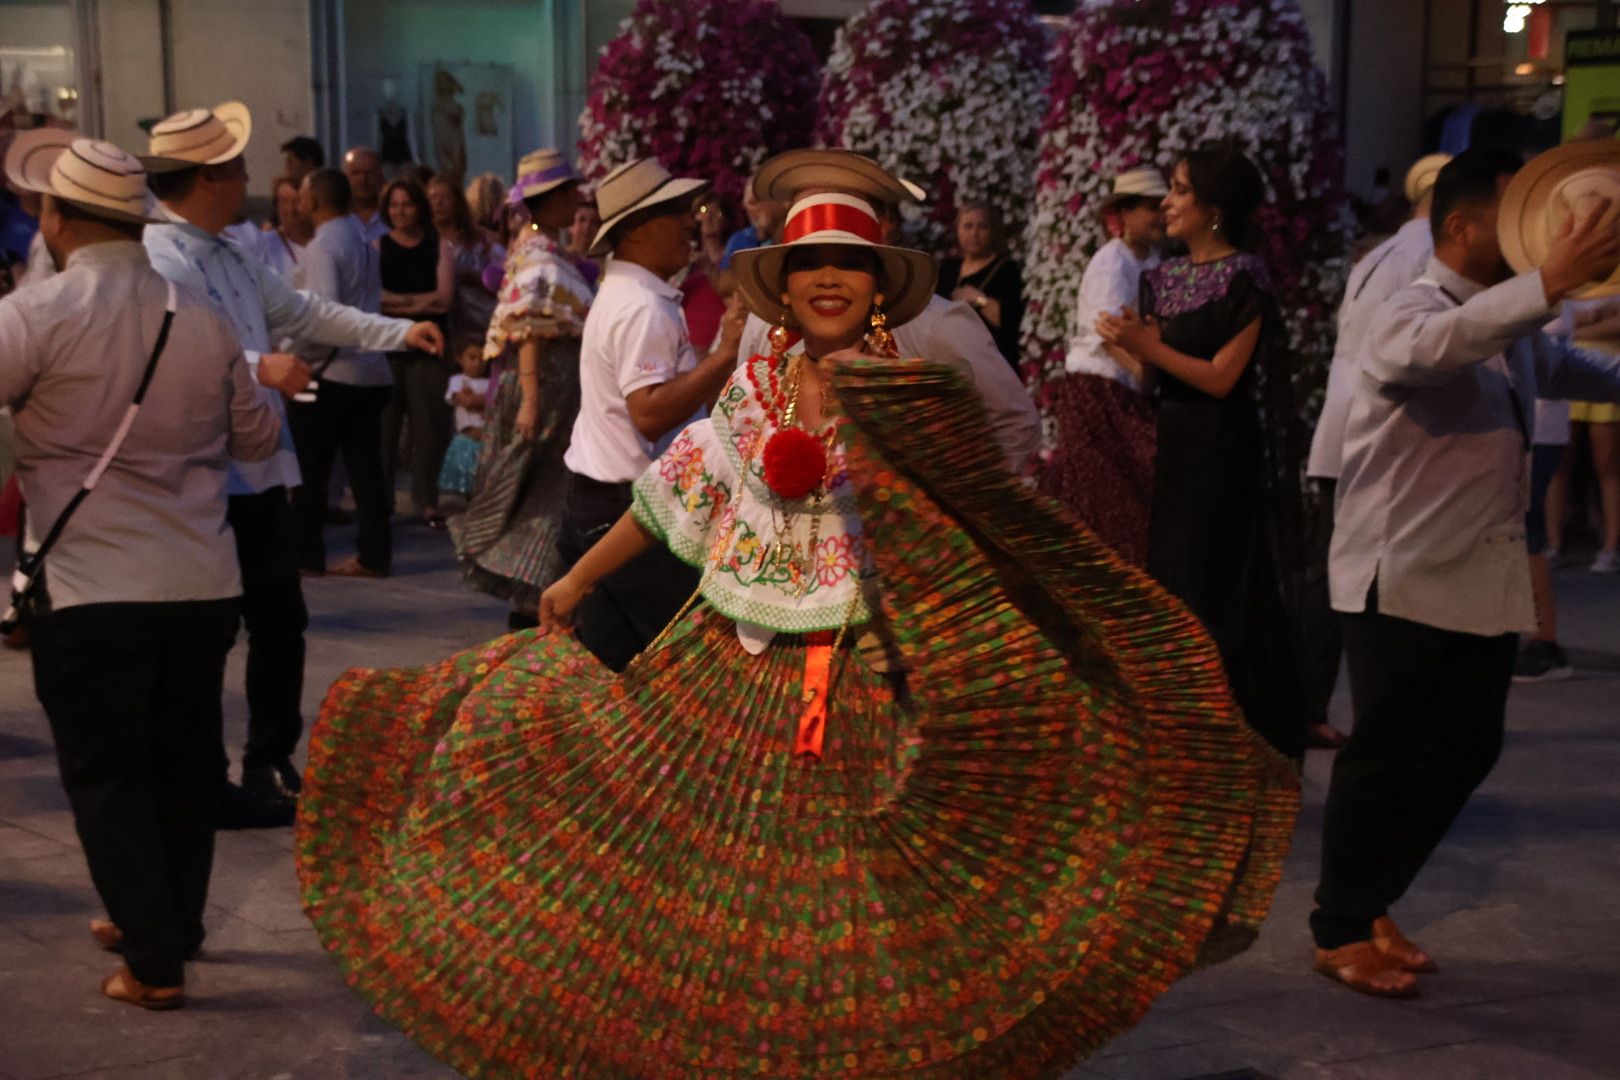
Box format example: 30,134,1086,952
769,304,791,362
865,294,895,357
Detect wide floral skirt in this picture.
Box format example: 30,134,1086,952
1038,372,1157,568
297,359,1297,1079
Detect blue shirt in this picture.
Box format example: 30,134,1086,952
719,226,769,270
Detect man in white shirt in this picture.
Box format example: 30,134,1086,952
1300,155,1448,749
563,159,746,670
142,103,442,821
1065,168,1167,391
289,168,398,578
343,146,389,244
1312,149,1620,998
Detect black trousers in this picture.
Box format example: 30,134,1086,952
1311,590,1517,948
381,351,453,514
31,599,239,988
560,472,700,673
228,487,309,769
288,381,393,574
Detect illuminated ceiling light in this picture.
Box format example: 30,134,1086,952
1515,61,1536,75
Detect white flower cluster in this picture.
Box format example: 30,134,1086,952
820,0,1051,256
1022,0,1353,424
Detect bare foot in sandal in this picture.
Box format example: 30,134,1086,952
1314,940,1420,998
1373,915,1438,972
101,966,185,1011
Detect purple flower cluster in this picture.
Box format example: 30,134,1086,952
578,0,821,207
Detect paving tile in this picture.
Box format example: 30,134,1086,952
0,820,75,861
1288,1041,1611,1080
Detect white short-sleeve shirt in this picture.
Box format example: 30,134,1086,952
565,258,698,483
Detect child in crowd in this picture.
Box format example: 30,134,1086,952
437,338,489,502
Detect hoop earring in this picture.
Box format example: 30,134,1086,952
865,299,896,358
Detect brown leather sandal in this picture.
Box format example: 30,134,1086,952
89,918,123,952
1313,941,1420,999
101,967,185,1011
1374,915,1438,973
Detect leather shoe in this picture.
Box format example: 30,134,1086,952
273,757,303,795
216,780,295,830
242,764,299,804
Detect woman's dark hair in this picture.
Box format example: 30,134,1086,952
381,177,433,235
1181,146,1266,250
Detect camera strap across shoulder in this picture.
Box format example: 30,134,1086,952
2,281,178,629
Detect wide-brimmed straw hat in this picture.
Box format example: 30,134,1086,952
1404,153,1452,205
140,101,252,173
731,193,937,330
753,148,919,206
1500,139,1620,300
5,129,162,225
1099,167,1170,212
588,158,709,256
511,148,579,203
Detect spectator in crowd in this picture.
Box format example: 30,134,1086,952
1314,147,1620,999
465,172,508,246
1,131,280,1009
436,336,488,503
561,159,747,670
342,146,388,243
288,168,399,579
143,101,441,823
1041,167,1167,567
937,200,1025,371
720,172,786,269
427,174,500,349
681,193,732,350
261,174,312,284
279,135,324,185
378,177,455,529
564,195,602,287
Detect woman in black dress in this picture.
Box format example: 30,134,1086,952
379,178,455,528
937,200,1025,371
1097,147,1305,761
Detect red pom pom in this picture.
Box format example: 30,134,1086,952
762,428,828,500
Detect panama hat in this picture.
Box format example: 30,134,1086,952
5,130,162,225
732,193,937,331
1404,153,1452,205
1500,139,1620,300
753,148,919,206
140,101,252,173
588,158,709,256
1099,167,1170,212
511,148,579,202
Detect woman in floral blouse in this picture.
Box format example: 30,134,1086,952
296,189,1296,1080
449,150,592,628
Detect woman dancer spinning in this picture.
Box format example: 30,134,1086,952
297,185,1296,1080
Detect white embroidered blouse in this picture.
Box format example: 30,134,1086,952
631,350,875,639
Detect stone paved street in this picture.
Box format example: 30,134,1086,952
3,523,1618,1080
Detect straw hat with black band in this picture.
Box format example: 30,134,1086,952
588,158,709,257
140,101,252,173
731,192,936,331
1500,138,1620,301
5,129,164,225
